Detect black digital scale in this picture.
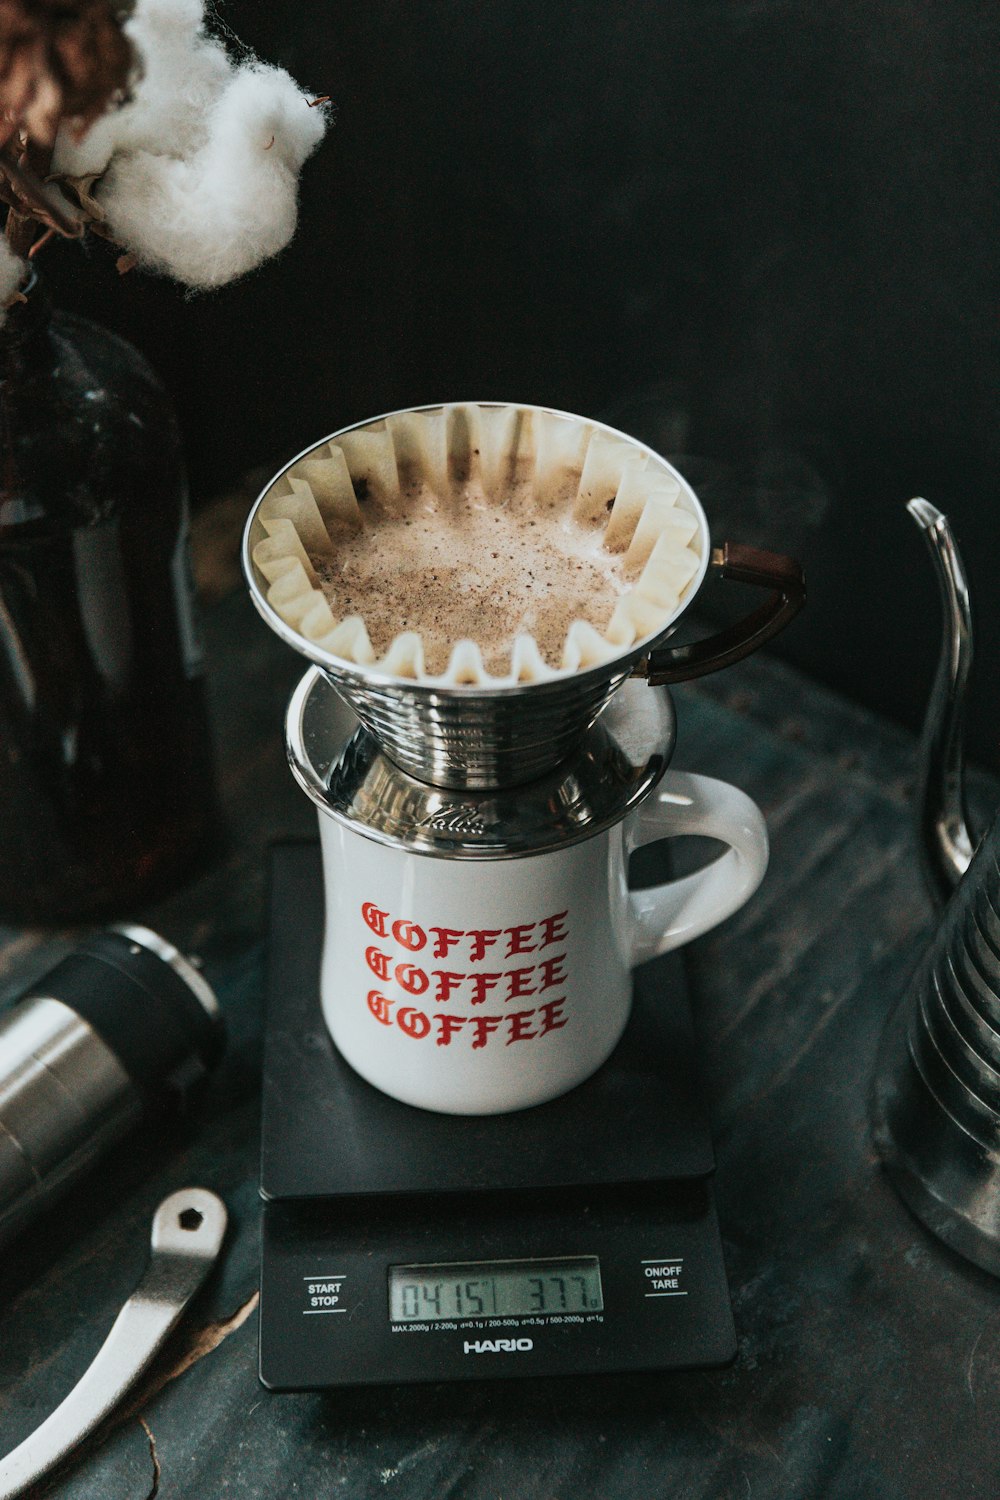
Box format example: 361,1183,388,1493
259,842,735,1388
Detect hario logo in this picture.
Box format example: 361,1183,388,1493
463,1338,533,1355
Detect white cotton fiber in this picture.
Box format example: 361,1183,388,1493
52,0,233,179
49,0,328,289
97,65,325,287
0,240,24,324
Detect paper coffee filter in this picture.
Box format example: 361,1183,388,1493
248,404,703,686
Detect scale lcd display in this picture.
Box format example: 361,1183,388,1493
389,1256,603,1322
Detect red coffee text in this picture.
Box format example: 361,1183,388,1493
367,990,568,1048
360,901,572,1048
361,904,568,961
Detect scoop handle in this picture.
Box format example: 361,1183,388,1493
639,543,805,685
0,1189,226,1500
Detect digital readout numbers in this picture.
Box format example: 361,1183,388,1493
389,1257,603,1322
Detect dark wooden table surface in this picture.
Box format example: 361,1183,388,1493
2,580,999,1500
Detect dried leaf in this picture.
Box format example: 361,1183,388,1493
49,167,105,220
0,0,137,144
0,144,83,234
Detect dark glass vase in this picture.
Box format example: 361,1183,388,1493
0,277,223,923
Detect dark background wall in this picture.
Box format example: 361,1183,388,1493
40,0,1000,766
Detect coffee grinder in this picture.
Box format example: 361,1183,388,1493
243,402,804,1387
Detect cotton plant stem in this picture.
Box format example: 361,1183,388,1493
4,209,33,257
3,138,48,257
2,137,78,259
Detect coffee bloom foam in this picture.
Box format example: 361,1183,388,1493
248,404,703,685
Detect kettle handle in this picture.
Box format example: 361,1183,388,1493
637,543,805,685
908,498,975,904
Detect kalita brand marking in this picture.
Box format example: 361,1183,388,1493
415,804,491,837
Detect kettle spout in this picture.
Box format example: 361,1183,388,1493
909,498,975,905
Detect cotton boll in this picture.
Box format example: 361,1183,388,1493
48,0,328,289
208,65,327,177
0,240,25,326
52,0,231,178
98,66,327,288
123,0,233,155
138,0,208,37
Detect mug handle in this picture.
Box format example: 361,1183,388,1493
625,770,769,967
635,543,806,685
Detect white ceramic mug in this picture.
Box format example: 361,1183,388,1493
315,768,767,1115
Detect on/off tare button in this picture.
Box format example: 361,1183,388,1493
640,1259,686,1297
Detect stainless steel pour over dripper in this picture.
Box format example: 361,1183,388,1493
872,500,1000,1275
243,402,804,789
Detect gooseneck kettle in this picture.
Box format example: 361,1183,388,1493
872,499,1000,1275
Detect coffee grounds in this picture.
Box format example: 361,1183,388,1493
315,478,629,675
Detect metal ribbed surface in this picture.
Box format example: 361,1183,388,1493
924,846,1000,1108
338,664,636,788
873,816,1000,1274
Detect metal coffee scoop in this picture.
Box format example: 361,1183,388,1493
0,1187,227,1499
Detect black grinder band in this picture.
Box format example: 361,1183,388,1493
27,925,225,1109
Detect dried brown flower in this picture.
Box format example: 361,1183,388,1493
0,0,137,147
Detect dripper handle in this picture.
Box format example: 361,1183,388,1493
640,543,805,685
625,770,769,967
